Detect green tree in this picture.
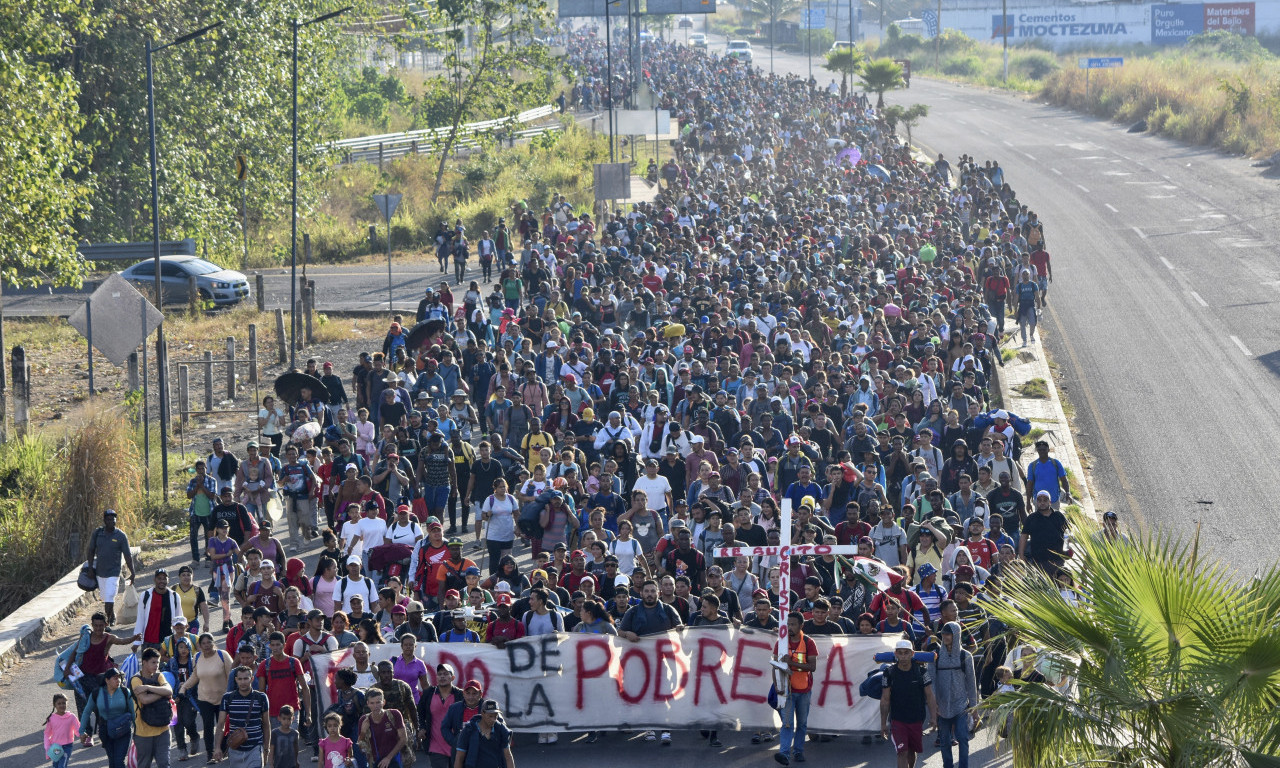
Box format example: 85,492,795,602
68,0,356,256
884,103,928,146
414,0,560,201
0,0,93,287
823,46,864,99
983,524,1280,768
859,57,905,108
739,0,802,44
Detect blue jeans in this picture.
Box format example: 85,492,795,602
50,742,72,768
779,691,811,758
938,713,971,768
101,732,130,768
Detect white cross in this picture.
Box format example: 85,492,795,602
713,500,862,660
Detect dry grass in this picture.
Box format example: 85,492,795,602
0,410,144,618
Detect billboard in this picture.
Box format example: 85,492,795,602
1152,2,1255,43
558,0,623,18
646,0,718,14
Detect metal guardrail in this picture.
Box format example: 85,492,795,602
325,104,560,165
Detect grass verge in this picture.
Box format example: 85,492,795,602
1017,377,1051,398
872,27,1280,157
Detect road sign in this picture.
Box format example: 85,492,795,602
235,154,248,180
593,162,631,200
646,0,716,14
373,193,402,221
802,7,827,29
614,109,671,136
1078,56,1123,69
68,274,164,367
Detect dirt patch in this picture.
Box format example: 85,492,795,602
8,311,390,433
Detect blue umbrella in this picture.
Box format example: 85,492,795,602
866,164,891,182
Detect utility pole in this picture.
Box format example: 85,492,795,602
605,0,615,162
1002,0,1009,82
935,0,941,68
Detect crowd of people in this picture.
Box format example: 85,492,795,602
49,25,1118,768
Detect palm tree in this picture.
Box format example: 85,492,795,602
823,47,864,99
859,58,904,108
981,520,1280,768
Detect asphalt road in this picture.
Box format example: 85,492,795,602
712,37,1278,567
4,262,493,318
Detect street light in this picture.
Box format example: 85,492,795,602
146,20,222,501
291,6,352,369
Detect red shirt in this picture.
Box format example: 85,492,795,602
256,655,304,716
870,588,926,623
485,617,527,645
959,537,998,570
1030,250,1051,278
835,520,872,547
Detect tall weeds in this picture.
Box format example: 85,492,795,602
0,411,143,618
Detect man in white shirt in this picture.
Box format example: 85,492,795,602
346,503,389,573
632,459,674,521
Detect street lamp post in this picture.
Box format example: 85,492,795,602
291,6,352,370
146,20,221,501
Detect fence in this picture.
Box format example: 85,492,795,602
325,104,561,167
169,327,265,459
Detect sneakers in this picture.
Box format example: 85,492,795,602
538,734,546,744
775,754,791,766
546,734,558,745
710,737,723,748
795,755,807,763
644,731,657,742
660,732,672,746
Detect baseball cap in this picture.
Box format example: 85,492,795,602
895,639,914,651
448,537,464,546
494,581,513,594
481,699,501,714
464,680,484,692
496,594,513,605
172,615,188,626
444,589,461,599
346,555,361,566
570,549,585,559
260,561,276,570
391,605,407,615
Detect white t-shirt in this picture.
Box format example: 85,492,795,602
352,516,389,553
609,538,644,575
335,575,375,614
387,520,422,547
632,475,673,512
482,494,519,542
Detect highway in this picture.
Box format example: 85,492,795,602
739,39,1278,565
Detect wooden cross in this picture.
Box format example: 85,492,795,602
713,500,863,663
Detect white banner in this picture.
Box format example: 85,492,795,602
313,628,897,732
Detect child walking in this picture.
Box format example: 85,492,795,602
43,693,79,768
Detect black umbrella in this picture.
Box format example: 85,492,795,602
274,370,326,405
406,319,446,351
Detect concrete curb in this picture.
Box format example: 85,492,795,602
996,326,1099,521
0,548,139,675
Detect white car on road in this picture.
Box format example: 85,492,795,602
726,40,753,63
689,32,708,48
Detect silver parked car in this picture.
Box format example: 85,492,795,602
119,256,251,306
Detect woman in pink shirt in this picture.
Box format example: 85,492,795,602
43,693,79,768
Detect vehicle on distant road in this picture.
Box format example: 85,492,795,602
726,40,753,63
119,256,251,307
639,30,654,43
678,16,693,28
689,32,708,48
831,40,854,52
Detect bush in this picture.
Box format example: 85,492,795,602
1016,50,1060,81
943,55,983,77
0,412,144,619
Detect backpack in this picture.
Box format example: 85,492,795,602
859,663,891,700
517,489,558,539
133,674,174,727
522,610,564,632
440,560,469,594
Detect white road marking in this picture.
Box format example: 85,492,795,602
1105,203,1118,213
1133,226,1149,240
1003,140,1014,147
1160,256,1174,269
1246,223,1260,232
1023,152,1036,161
1077,184,1090,193
1231,335,1253,357
1101,171,1132,176
1124,181,1162,185
1189,291,1208,307
1148,194,1176,199
1051,168,1062,175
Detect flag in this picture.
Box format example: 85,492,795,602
850,556,904,592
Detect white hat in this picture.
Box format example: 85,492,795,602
495,581,513,594
1036,490,1051,499
690,435,705,444
895,639,914,651
994,410,1009,420
615,574,631,587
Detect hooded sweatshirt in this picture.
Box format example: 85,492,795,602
929,620,978,719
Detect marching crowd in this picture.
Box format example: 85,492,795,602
47,26,1114,768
